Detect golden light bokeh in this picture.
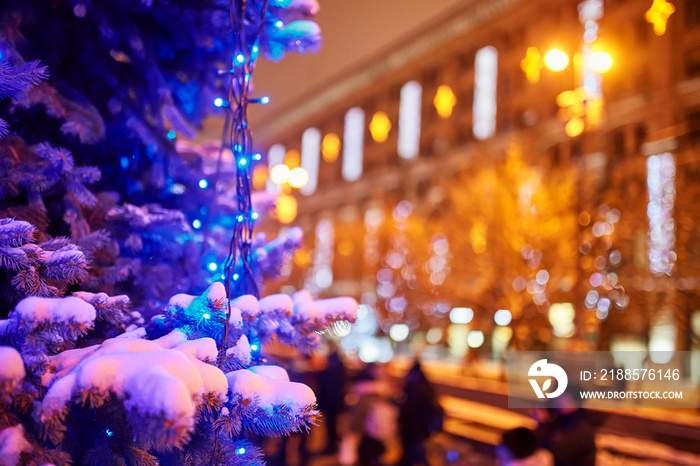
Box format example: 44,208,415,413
270,164,290,184
544,49,570,72
369,111,392,143
275,194,297,224
252,164,268,190
434,85,457,118
565,117,585,137
321,133,341,162
590,51,613,73
288,167,309,188
337,239,355,256
521,46,543,83
645,0,675,36
285,149,301,169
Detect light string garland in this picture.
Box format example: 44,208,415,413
217,0,270,366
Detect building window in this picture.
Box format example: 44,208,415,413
398,81,422,160
342,107,365,181
647,152,676,275
301,128,321,195
266,143,285,193
473,46,498,140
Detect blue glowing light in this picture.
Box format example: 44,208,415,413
199,179,208,189
238,158,248,167
0,50,4,60
236,214,244,222
251,212,259,220
234,144,242,153
236,447,246,455
120,156,130,169
233,273,240,281
235,54,245,64
252,153,262,161
167,130,177,140
250,344,259,351
192,219,202,229
214,98,224,107
208,262,217,271
252,45,259,53
105,429,114,437
203,313,211,320
260,96,270,104
275,20,283,28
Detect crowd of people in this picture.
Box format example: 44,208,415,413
265,346,600,466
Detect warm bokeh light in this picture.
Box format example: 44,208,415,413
565,117,585,137
337,239,355,256
544,49,570,72
321,133,340,162
252,164,268,190
434,84,457,118
590,51,612,73
285,149,300,169
275,194,297,224
645,0,675,36
369,111,392,143
520,46,543,83
288,167,309,188
270,164,290,184
293,249,310,267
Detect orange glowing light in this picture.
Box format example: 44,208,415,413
321,133,340,162
369,111,392,143
645,0,675,36
521,46,543,83
275,194,297,224
434,85,457,118
285,150,300,169
252,164,268,190
565,117,585,137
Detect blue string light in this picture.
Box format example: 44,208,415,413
208,262,217,271
251,212,259,220
214,98,224,107
236,447,246,455
105,429,114,437
260,96,270,104
166,130,176,140
192,219,202,229
275,20,283,28
199,179,208,189
120,156,129,169
252,153,262,161
235,54,245,64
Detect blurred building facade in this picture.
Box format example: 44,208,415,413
259,0,700,356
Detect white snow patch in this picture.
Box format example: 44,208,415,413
259,294,294,315
175,338,218,362
232,295,258,317
0,424,32,466
226,335,251,365
0,347,25,383
14,296,96,329
168,293,196,309
248,365,289,381
226,366,315,414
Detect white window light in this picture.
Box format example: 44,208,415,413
473,45,498,140
300,128,321,196
398,81,422,160
342,107,365,181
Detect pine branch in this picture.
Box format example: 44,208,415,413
0,60,49,100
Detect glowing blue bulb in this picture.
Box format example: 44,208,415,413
234,144,242,153
251,344,259,351
208,262,217,271
236,447,246,455
233,273,240,281
236,54,245,64
214,98,224,107
252,153,262,161
199,179,208,189
203,313,211,320
275,20,283,28
252,45,259,53
260,96,270,104
237,214,244,222
105,429,114,437
251,212,259,220
238,158,248,167
192,219,202,229
166,130,177,140
120,156,129,169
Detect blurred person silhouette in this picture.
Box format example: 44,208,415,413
341,363,398,466
398,361,444,465
496,427,553,466
316,341,347,454
535,386,597,466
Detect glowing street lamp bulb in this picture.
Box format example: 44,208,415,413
590,51,612,73
288,167,309,188
270,164,290,184
544,49,570,72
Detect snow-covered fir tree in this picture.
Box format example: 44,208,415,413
0,1,355,465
